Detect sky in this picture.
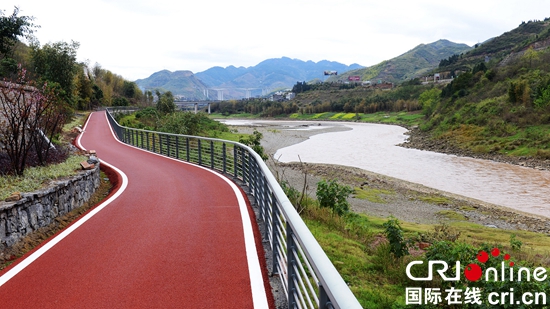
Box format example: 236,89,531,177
7,0,550,81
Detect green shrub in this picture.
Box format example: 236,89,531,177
510,234,523,251
239,130,268,161
316,179,353,216
383,216,409,258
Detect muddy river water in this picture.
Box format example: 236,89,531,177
223,120,550,218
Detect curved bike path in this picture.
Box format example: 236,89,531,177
0,111,272,308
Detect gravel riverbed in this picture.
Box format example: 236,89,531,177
229,121,550,235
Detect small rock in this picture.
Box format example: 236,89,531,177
5,192,22,202
80,161,95,170
87,155,99,165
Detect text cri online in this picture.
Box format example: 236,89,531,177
405,261,548,306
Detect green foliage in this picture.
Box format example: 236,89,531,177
418,88,441,116
280,180,310,213
382,216,409,258
0,7,37,76
439,54,460,68
441,72,474,98
316,179,353,216
133,107,159,129
472,62,487,74
281,180,300,203
534,83,550,108
0,155,87,200
239,129,268,161
292,81,311,94
89,62,144,108
421,240,550,308
155,90,176,114
509,234,523,251
158,111,200,135
112,96,129,107
121,109,231,139
31,40,80,106
415,223,461,243
343,212,371,241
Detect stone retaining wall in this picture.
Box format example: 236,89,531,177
0,166,101,251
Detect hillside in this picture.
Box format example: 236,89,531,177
438,19,550,73
136,57,363,100
331,39,472,83
134,70,208,100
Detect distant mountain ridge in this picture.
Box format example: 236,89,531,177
332,39,472,83
135,40,472,100
135,57,363,100
134,70,208,100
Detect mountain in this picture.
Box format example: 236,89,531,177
332,39,472,83
134,70,208,100
135,57,363,100
196,57,363,89
438,19,550,72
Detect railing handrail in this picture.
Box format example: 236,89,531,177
104,107,363,309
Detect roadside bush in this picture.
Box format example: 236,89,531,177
383,216,409,259
316,179,353,216
239,130,268,161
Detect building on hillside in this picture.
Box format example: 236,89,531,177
270,91,295,102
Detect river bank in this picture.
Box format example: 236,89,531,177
228,121,550,234
400,126,550,171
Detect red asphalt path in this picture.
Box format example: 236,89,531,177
0,111,271,308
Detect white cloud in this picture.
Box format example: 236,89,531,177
7,0,550,80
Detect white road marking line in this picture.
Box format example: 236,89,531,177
0,112,129,287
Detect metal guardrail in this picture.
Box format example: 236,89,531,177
105,107,363,309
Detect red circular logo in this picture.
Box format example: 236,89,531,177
464,263,483,281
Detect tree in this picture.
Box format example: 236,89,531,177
122,81,136,98
0,7,38,76
418,88,441,116
292,81,310,94
75,63,93,110
156,90,175,114
534,84,550,108
91,84,104,108
0,66,64,175
112,96,129,106
159,111,201,136
31,40,80,106
144,90,154,106
522,47,540,68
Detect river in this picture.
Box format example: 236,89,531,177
224,120,550,219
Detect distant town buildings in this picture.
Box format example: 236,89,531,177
270,91,295,102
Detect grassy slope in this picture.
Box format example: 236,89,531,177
0,113,90,200
302,201,550,307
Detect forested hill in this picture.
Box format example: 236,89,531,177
331,39,472,83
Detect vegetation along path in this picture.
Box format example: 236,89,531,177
0,111,272,308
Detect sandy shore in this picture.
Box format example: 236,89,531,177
227,120,550,234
